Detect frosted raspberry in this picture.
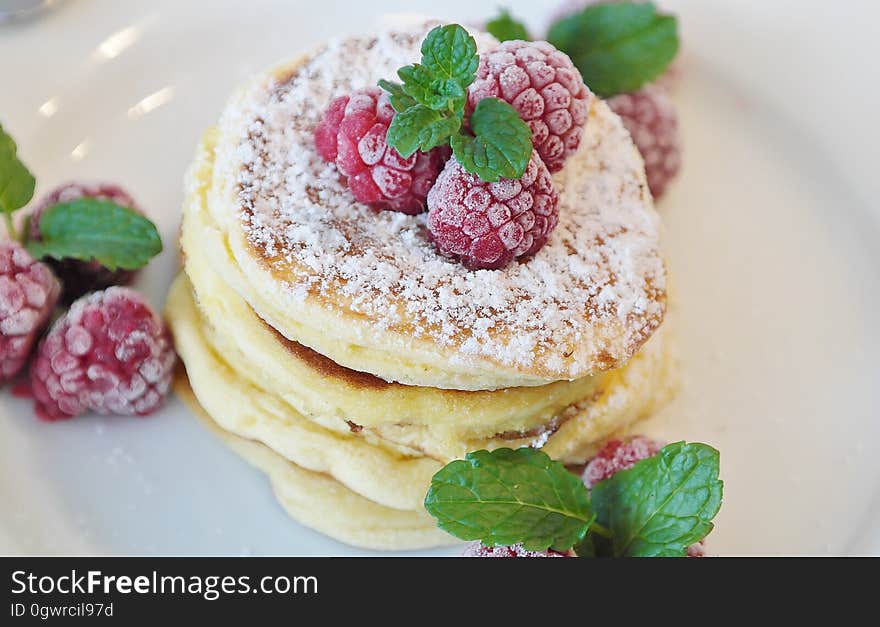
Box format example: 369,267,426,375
584,436,708,557
606,85,681,199
314,88,449,215
582,436,663,489
427,151,559,270
467,40,591,173
30,287,176,421
463,543,573,558
29,182,143,303
0,241,60,383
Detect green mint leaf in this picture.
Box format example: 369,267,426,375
547,2,679,98
424,448,594,552
395,24,477,113
420,24,479,87
590,442,723,557
486,9,529,42
378,79,417,113
398,65,467,112
451,98,532,182
418,115,461,152
386,105,443,158
0,122,36,216
26,199,162,271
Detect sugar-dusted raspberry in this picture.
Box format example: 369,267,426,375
463,543,574,558
582,436,663,489
314,88,449,215
0,241,60,383
30,287,176,421
467,40,591,173
606,85,681,199
427,151,559,270
29,182,143,303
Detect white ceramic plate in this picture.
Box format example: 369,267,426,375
1,0,878,556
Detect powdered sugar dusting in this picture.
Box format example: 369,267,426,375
230,21,666,375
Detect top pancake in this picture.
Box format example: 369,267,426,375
202,20,666,391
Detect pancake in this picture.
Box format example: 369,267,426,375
199,20,666,390
166,271,676,505
174,376,454,550
177,199,677,459
168,20,678,550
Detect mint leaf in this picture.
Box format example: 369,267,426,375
398,66,467,112
590,442,723,557
26,199,162,271
396,64,435,106
387,105,443,158
394,24,477,113
486,9,529,42
420,24,479,87
418,115,461,152
378,80,416,113
548,2,679,98
451,98,532,182
424,448,594,552
0,122,36,216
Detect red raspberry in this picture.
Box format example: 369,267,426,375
427,151,559,270
582,436,664,489
29,182,143,303
606,85,681,200
0,241,60,383
467,40,591,173
314,88,449,215
583,436,707,557
463,543,574,558
30,287,176,421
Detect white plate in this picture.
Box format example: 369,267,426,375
1,0,878,556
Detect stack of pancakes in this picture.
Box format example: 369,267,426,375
165,22,674,550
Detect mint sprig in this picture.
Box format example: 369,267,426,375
380,24,533,181
26,199,162,271
378,80,417,113
486,9,529,42
450,99,531,182
547,2,679,98
590,442,723,557
0,122,36,241
425,448,594,552
393,24,477,114
420,23,479,87
425,442,723,557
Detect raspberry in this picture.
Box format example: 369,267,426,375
463,543,573,558
583,436,707,557
30,287,176,421
314,88,449,215
427,151,559,270
29,182,143,303
0,241,60,384
582,436,664,489
467,40,591,173
606,85,681,199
